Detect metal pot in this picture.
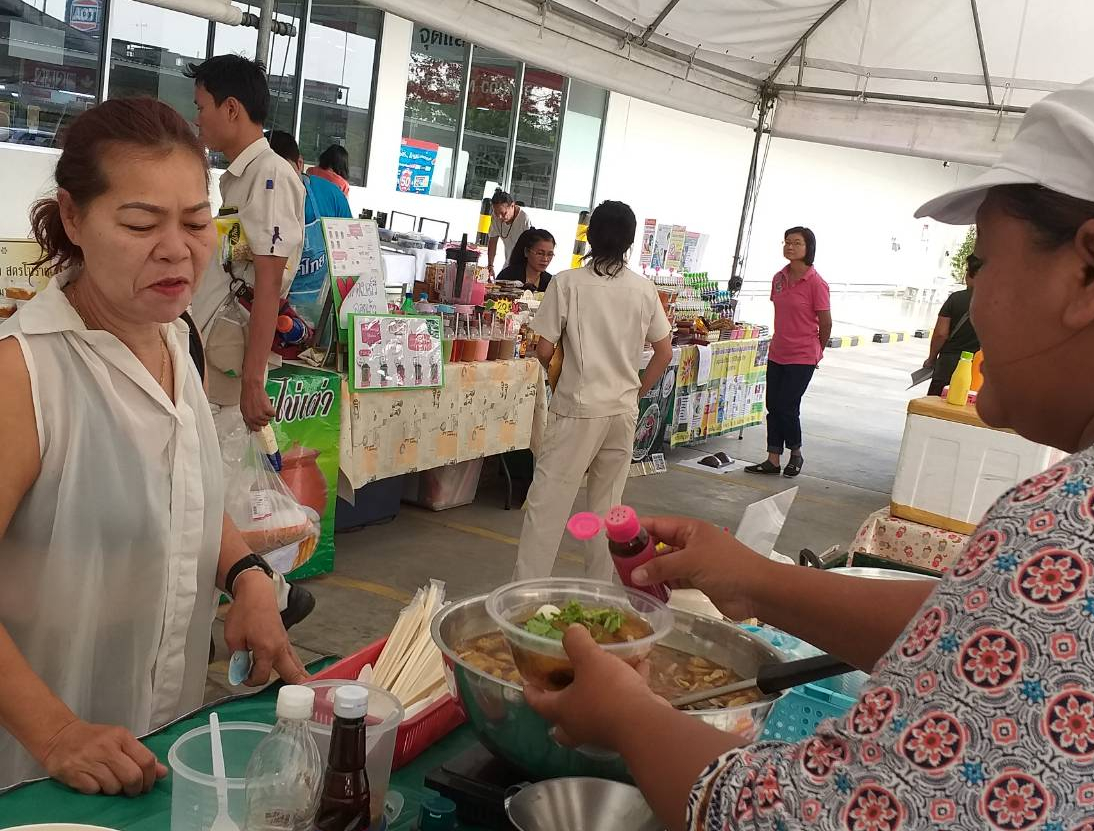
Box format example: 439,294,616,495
430,594,787,782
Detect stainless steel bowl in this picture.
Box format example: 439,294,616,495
506,778,663,831
430,594,787,782
830,566,939,581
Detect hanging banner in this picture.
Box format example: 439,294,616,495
264,365,341,579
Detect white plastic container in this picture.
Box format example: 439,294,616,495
304,680,404,828
169,721,270,831
892,397,1065,533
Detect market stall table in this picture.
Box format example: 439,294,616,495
850,507,970,575
0,669,489,831
340,357,545,489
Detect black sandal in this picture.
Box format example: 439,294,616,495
745,460,781,475
784,456,804,477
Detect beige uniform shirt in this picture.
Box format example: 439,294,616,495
533,265,672,418
191,137,306,333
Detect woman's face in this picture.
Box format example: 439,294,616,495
972,193,1094,450
61,146,215,325
527,239,555,272
783,234,807,262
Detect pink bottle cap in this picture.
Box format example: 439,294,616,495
567,512,603,541
604,505,640,543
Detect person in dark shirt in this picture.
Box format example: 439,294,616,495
497,228,556,292
925,253,981,395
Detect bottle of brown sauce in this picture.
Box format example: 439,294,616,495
313,686,371,830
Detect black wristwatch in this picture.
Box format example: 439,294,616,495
225,553,274,597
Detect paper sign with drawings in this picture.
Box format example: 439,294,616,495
321,217,387,337
349,313,444,392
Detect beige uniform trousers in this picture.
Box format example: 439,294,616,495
514,410,638,581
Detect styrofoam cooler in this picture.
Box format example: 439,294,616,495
891,397,1065,534
403,458,484,510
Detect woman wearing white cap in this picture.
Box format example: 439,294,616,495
525,79,1094,830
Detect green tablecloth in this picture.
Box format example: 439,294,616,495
0,665,486,830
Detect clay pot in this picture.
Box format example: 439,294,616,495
279,445,328,515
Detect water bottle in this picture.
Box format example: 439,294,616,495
244,685,322,831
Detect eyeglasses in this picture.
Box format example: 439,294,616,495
784,240,806,247
530,249,555,259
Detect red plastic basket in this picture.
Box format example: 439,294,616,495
312,637,467,769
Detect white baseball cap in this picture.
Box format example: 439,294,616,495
916,77,1094,225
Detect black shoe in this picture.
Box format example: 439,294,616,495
744,460,781,474
281,583,316,630
784,456,804,477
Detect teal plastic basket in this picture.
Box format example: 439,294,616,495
739,624,859,743
761,683,856,742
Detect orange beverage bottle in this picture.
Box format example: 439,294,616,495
971,350,984,392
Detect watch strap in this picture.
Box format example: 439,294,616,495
225,553,274,597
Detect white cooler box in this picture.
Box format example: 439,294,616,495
892,397,1065,534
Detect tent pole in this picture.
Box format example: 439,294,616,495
730,92,773,298
772,84,1026,114
768,0,849,83
969,0,995,106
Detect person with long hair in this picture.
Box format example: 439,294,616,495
486,188,532,276
526,79,1094,831
746,226,832,478
306,144,351,195
498,228,556,291
0,98,306,793
925,253,982,395
513,201,673,579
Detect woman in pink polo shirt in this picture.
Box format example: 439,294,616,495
746,226,832,477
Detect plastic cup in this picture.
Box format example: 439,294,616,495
487,339,501,361
486,578,673,691
305,680,404,830
169,721,271,831
450,339,464,362
466,339,490,362
442,339,454,363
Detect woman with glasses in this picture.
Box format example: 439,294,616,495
746,226,832,478
925,254,982,396
498,229,556,292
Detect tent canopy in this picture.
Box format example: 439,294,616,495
371,0,1092,164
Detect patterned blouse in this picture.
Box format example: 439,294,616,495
688,452,1094,831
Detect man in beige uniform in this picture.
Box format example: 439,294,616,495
187,55,311,624
187,55,306,432
515,201,673,580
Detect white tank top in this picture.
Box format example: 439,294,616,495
0,273,224,788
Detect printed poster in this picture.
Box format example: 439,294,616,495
666,225,687,271
640,219,657,269
651,224,672,270
350,313,444,392
397,138,439,194
321,218,387,333
263,365,341,579
1,239,57,313
632,359,676,468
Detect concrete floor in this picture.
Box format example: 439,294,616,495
207,337,927,698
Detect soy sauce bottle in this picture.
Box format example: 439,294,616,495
313,686,370,831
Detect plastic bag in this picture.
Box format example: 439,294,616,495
221,424,315,556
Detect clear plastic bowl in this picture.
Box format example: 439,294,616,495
304,680,404,829
486,578,673,690
169,721,271,831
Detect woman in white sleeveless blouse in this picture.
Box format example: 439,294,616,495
0,99,306,795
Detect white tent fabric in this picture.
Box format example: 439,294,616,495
369,0,1093,163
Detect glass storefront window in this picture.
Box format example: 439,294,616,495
108,0,207,120
460,48,517,201
298,0,381,186
213,1,301,135
553,80,606,213
511,67,562,210
1,0,103,148
402,25,465,197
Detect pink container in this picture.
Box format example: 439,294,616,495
465,339,490,362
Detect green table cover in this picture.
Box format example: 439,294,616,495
0,662,487,830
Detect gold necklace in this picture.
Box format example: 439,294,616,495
68,284,170,389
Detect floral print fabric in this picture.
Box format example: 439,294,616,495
688,453,1094,830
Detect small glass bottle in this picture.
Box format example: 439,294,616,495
314,686,371,831
244,685,322,831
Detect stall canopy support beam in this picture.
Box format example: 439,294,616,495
768,0,849,83
257,0,274,69
730,92,774,294
969,0,995,106
632,0,683,47
771,84,1026,114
